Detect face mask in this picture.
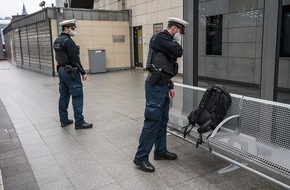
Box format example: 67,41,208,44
69,29,77,37
173,32,181,41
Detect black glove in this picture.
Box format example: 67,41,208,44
168,80,174,89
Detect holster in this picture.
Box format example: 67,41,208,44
149,64,172,86
158,74,171,86
149,64,162,85
64,65,77,77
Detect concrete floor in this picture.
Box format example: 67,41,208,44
0,60,286,190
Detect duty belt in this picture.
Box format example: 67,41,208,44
148,71,171,86
58,65,77,77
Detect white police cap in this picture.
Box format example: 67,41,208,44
59,19,77,27
168,17,189,34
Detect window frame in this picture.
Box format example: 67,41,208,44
153,23,163,34
280,5,290,57
206,15,223,56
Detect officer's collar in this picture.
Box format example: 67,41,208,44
61,32,71,37
164,29,173,39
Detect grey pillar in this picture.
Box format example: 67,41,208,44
182,0,199,115
183,0,198,86
128,9,134,68
121,0,126,10
260,0,281,101
56,8,63,35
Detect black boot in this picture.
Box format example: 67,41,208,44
75,122,93,129
133,158,155,172
154,151,177,160
61,119,73,127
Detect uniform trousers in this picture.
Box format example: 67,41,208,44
58,67,84,125
135,76,170,161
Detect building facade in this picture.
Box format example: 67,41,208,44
94,0,290,101
3,8,131,76
3,0,290,102
94,0,184,70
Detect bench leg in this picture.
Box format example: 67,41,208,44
217,162,248,174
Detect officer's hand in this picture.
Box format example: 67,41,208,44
169,89,175,99
82,74,87,81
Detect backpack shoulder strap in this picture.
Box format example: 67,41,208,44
146,34,159,70
56,36,71,54
214,86,232,104
181,123,194,138
211,87,223,126
61,36,70,46
200,86,215,109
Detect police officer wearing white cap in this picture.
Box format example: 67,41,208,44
134,17,189,172
53,19,93,129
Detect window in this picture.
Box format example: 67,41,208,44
206,15,223,55
153,23,163,34
280,5,290,57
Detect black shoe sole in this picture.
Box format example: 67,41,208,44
75,126,93,130
133,159,155,172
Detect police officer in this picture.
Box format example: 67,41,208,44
53,19,93,129
133,17,189,172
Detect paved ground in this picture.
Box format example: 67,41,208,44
0,60,286,190
0,99,39,190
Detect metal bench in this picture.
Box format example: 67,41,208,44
167,83,290,189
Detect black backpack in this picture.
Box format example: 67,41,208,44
182,85,232,147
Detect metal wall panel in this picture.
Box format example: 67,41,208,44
4,8,129,76
100,12,109,20
73,10,83,19
20,26,30,66
4,33,12,60
108,12,116,20
83,11,92,20
13,30,22,67
91,12,100,20
47,9,56,18
63,10,74,19
27,24,40,69
116,12,125,21
37,21,53,72
0,33,4,60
